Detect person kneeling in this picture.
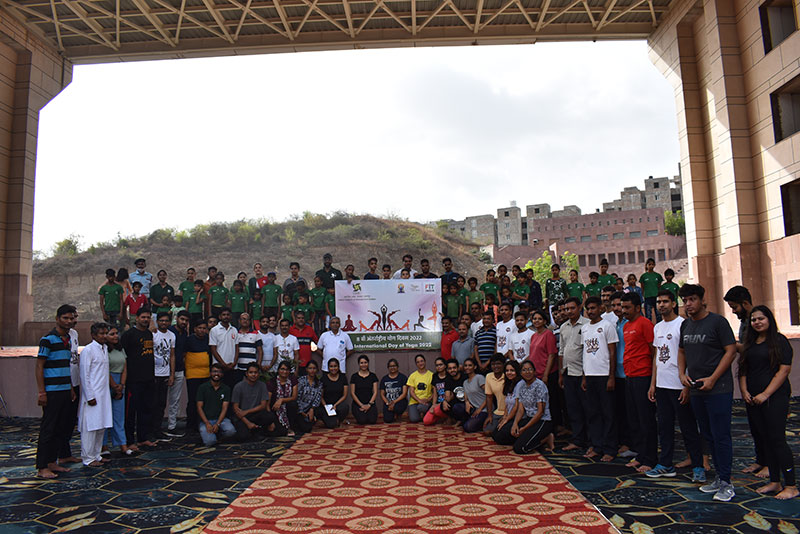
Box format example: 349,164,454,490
493,361,554,454
197,364,236,446
231,363,277,441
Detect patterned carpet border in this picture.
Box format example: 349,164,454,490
205,423,615,534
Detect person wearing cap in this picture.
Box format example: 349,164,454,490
315,254,343,290
129,258,154,298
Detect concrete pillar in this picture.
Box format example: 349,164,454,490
649,0,800,332
0,10,72,345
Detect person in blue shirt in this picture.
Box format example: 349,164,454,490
35,304,78,479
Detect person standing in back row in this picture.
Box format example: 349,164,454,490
121,309,156,448
678,283,737,502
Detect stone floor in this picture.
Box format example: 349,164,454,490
0,399,799,533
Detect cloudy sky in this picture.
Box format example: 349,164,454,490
33,40,679,252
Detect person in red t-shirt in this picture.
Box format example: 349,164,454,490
621,292,657,473
440,317,459,361
289,310,318,376
124,281,148,327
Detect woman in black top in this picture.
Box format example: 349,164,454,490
350,355,378,424
738,305,796,500
423,357,449,425
318,359,349,428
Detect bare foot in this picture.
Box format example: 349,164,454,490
86,460,104,467
742,462,762,474
756,482,782,494
562,443,581,451
36,468,58,479
636,464,653,473
100,458,111,464
127,444,140,452
776,486,799,500
626,460,640,468
138,441,157,447
584,450,599,459
58,456,80,464
288,431,296,437
675,458,691,468
556,427,571,437
618,445,630,455
542,433,555,452
601,454,614,462
755,466,770,478
703,456,711,471
48,462,70,473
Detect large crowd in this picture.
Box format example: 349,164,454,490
34,254,796,502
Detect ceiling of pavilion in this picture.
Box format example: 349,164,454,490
1,0,675,62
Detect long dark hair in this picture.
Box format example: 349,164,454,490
502,360,521,396
739,305,784,377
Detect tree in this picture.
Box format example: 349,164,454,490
52,234,81,257
665,210,685,236
561,251,579,273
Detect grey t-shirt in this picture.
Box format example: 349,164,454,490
231,380,269,420
452,337,475,366
679,312,736,396
464,374,487,413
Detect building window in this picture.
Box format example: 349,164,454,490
583,223,586,228
597,234,608,241
565,236,577,243
630,231,641,238
504,211,510,216
658,248,666,261
628,251,636,264
472,230,478,238
591,222,595,227
790,280,800,325
771,74,800,142
588,255,597,267
638,250,646,263
614,220,617,224
579,255,586,267
653,182,660,189
522,222,527,229
471,219,477,227
647,217,651,222
580,235,592,242
505,234,510,240
505,222,510,229
655,216,659,221
639,218,643,223
613,232,624,239
561,225,564,230
534,208,540,214
618,252,626,265
608,255,616,266
782,178,800,236
760,0,797,54
654,194,659,201
647,229,659,236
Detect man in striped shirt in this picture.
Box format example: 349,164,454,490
233,313,263,385
473,311,497,372
35,305,78,479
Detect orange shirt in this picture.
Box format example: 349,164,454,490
623,316,654,377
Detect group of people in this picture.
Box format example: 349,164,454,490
35,254,795,503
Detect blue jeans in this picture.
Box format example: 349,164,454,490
644,297,660,323
198,418,236,446
690,392,733,483
104,372,126,447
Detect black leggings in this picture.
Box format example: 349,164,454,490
316,403,350,428
748,393,795,486
353,403,378,425
492,416,553,454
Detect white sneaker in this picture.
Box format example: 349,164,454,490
699,478,722,493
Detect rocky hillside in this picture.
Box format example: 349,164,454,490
33,213,489,321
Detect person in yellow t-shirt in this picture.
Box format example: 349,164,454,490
406,354,433,423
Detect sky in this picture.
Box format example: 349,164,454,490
33,40,679,253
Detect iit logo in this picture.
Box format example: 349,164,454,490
424,284,436,292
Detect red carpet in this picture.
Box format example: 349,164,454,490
205,423,614,534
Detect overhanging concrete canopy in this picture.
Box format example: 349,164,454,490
1,0,673,63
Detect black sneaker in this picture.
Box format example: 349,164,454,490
164,429,185,438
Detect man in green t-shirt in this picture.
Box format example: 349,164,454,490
187,279,206,322
479,269,499,304
229,280,249,325
597,259,616,288
466,277,484,307
261,272,283,320
178,268,197,307
639,258,664,323
196,364,236,446
150,270,175,314
585,271,602,297
309,277,328,335
209,273,230,318
99,268,124,328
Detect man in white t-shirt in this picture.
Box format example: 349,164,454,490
273,318,300,372
391,254,418,279
495,303,515,355
257,316,277,372
152,312,176,439
645,289,704,479
209,307,238,388
580,296,618,462
507,311,534,363
317,316,354,373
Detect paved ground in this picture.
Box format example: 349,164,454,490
0,399,798,533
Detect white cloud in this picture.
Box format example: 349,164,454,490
34,40,678,251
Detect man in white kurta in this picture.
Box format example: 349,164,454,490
79,325,113,466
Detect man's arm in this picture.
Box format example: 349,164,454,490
218,400,231,422
210,345,226,366
99,293,106,319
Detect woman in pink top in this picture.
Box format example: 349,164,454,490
529,310,557,380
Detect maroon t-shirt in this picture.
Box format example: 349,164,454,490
289,324,318,367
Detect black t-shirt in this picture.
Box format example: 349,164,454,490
121,327,154,383
431,373,448,403
445,374,466,403
364,272,380,280
679,312,736,395
168,325,189,372
321,373,348,405
380,373,408,402
350,372,378,404
742,335,793,397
